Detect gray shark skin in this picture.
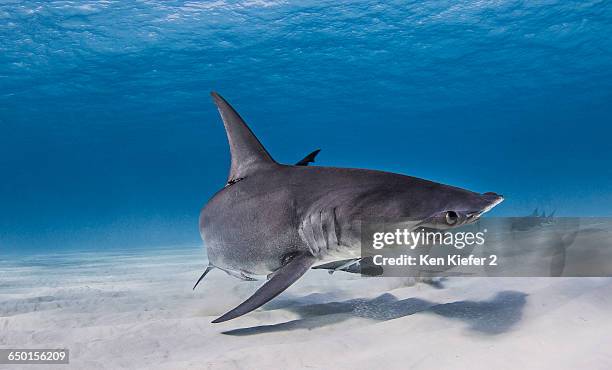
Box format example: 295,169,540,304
198,92,503,323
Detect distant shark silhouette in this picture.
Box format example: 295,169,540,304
507,210,580,277
196,92,503,323
510,208,556,231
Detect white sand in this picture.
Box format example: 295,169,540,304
1,247,611,369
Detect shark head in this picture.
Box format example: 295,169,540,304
334,180,503,238
412,189,504,230
325,181,503,252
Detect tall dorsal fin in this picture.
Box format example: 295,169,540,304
210,92,276,182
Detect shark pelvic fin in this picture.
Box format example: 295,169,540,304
210,92,277,182
212,253,316,323
295,149,321,166
193,265,214,290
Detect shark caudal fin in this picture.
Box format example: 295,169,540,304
210,92,277,182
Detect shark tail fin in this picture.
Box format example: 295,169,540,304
210,92,277,182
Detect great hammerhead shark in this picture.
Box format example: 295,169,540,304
196,92,504,323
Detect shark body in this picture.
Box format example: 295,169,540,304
198,92,503,323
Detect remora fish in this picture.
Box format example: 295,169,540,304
197,92,503,323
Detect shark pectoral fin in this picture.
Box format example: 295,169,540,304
295,149,321,166
211,253,316,323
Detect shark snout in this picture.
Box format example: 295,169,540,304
463,192,504,223
480,192,504,214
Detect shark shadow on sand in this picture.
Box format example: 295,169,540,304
221,290,527,336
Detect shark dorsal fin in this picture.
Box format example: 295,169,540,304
295,149,321,166
211,92,276,182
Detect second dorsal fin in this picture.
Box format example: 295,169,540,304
210,92,277,182
295,149,321,166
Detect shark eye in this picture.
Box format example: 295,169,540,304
445,211,459,225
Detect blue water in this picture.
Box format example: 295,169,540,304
1,1,611,251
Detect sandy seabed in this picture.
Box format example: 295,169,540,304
1,247,611,370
